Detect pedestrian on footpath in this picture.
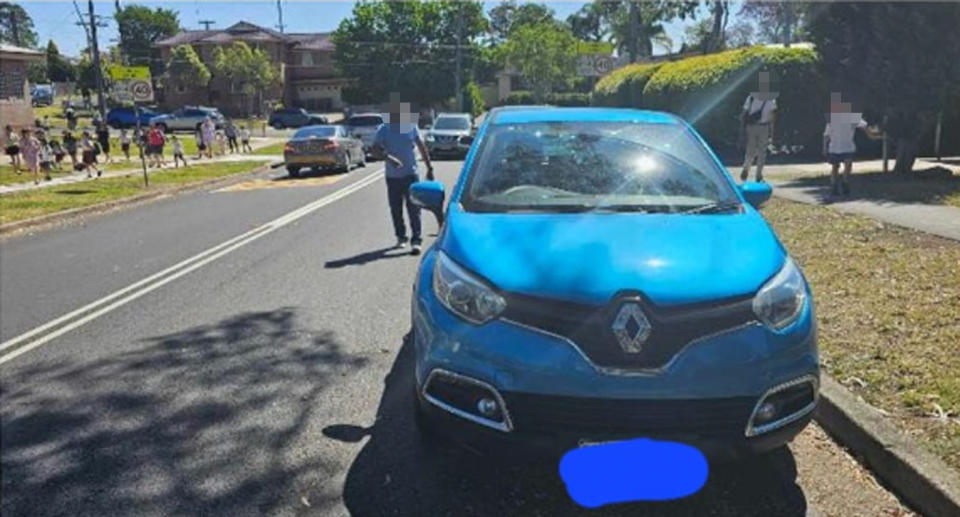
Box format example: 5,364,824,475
225,120,239,153
65,103,77,131
372,97,434,255
38,134,53,181
171,135,187,168
96,121,111,164
19,128,41,185
739,71,778,182
215,130,226,156
62,130,78,169
146,124,166,168
119,128,132,161
4,125,21,174
201,117,216,159
79,131,102,178
240,125,253,153
50,136,66,171
823,92,882,196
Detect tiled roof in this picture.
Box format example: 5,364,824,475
155,21,331,50
0,43,44,58
288,33,334,51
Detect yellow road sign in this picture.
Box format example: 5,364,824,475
108,65,151,81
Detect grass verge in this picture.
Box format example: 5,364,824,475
763,198,960,471
0,161,268,225
770,165,960,208
252,142,285,155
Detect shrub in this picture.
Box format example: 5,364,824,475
461,82,485,118
548,92,591,106
592,62,662,107
502,91,536,105
642,46,827,156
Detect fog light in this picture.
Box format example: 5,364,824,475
477,397,499,417
755,401,777,423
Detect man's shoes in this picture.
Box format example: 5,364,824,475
756,174,764,183
396,238,407,249
740,170,748,181
411,243,422,256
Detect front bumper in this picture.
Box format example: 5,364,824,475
426,141,469,156
412,250,819,461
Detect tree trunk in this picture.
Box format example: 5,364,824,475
782,3,794,47
894,137,919,174
708,2,726,53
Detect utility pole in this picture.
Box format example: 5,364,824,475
628,1,639,63
199,20,215,31
88,0,107,124
276,0,285,33
454,3,463,112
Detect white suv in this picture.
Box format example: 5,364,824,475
345,113,385,155
150,106,225,133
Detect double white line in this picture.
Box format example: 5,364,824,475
0,169,385,366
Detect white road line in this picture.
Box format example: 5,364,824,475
0,169,385,366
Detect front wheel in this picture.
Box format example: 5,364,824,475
157,123,169,133
287,166,300,178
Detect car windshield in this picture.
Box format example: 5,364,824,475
293,126,336,138
463,121,739,214
348,116,383,127
433,117,471,130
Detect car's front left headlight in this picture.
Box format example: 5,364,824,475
432,251,506,324
753,258,808,331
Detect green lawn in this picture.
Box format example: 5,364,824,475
0,160,268,224
764,198,960,471
251,142,285,155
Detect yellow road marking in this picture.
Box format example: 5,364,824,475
216,173,348,192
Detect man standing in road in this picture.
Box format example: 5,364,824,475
373,97,434,256
739,71,778,182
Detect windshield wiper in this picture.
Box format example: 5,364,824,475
680,201,742,215
593,204,650,213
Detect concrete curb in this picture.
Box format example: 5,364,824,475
0,163,274,236
815,375,960,517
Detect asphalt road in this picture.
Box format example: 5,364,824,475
0,159,912,516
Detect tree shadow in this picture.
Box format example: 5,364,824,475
324,246,411,269
0,308,368,516
329,333,810,517
779,167,960,206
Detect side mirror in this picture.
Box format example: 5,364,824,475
739,181,773,208
410,181,446,225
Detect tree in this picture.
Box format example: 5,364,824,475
211,42,277,116
488,2,556,43
808,2,960,173
602,1,697,60
333,1,488,106
114,5,180,75
502,22,578,102
683,18,714,53
27,60,47,84
566,3,609,42
725,21,755,49
46,40,76,83
739,1,810,46
0,2,38,48
164,44,210,92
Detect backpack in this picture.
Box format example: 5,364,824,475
746,96,766,124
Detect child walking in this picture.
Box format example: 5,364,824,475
171,135,187,167
20,129,41,184
823,94,881,196
119,128,132,161
240,125,253,153
62,130,78,169
38,135,54,181
51,137,66,171
80,131,103,178
4,125,21,174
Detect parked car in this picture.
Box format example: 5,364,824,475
424,112,474,159
283,125,365,177
344,113,385,155
31,84,54,107
106,106,161,129
269,108,327,129
149,106,225,132
408,107,819,461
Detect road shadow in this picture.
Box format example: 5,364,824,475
325,246,412,269
779,167,960,206
328,334,809,517
0,308,368,517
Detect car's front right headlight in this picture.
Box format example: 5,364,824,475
432,251,506,324
753,258,808,331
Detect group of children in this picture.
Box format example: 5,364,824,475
3,119,256,185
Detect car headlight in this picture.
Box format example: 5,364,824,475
425,133,435,142
753,258,808,331
432,251,506,324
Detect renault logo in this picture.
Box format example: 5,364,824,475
612,302,652,353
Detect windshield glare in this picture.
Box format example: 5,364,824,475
434,117,471,130
464,121,738,213
293,126,336,138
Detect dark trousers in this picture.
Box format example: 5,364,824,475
386,175,421,244
227,136,238,153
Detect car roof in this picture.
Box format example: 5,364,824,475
349,113,384,118
490,107,679,126
435,112,471,118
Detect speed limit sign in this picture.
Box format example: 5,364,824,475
130,80,154,102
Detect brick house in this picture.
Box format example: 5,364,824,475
0,43,44,131
155,21,350,116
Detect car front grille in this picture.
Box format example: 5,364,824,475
501,291,756,369
502,392,755,439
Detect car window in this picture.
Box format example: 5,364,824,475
463,121,738,213
348,116,383,127
433,117,471,130
293,126,337,138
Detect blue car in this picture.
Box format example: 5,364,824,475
106,107,160,129
408,107,818,461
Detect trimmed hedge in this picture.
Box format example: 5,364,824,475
501,91,591,107
641,46,827,156
503,91,536,105
591,62,662,107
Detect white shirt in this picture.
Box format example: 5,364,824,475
240,129,250,140
173,140,184,154
824,115,868,154
119,132,130,144
743,95,777,124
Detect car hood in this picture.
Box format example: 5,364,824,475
429,129,470,137
440,208,785,306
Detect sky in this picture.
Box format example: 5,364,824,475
19,1,720,58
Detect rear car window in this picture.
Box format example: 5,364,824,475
293,126,337,138
348,116,384,127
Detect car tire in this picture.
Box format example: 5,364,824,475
287,166,300,178
273,122,285,130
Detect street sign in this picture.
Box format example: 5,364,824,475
577,54,616,77
107,65,154,103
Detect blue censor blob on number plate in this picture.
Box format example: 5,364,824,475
559,438,708,508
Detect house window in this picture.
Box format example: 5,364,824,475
300,52,314,67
